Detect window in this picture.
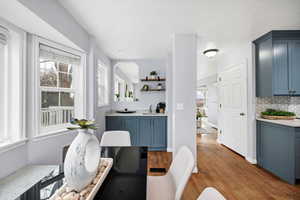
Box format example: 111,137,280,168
0,26,8,144
36,38,86,135
97,61,109,106
0,22,26,146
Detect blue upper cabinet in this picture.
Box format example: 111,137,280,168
289,40,300,95
273,40,289,95
254,31,300,97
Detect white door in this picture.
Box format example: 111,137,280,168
218,62,247,156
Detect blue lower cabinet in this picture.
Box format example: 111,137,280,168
106,116,167,151
123,117,139,146
257,120,300,184
151,117,167,151
138,118,152,147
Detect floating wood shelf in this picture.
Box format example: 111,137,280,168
141,78,166,82
141,89,166,92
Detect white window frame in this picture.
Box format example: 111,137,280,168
0,20,27,150
32,36,86,136
97,60,109,107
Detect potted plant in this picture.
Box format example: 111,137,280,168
261,109,296,120
150,71,158,80
115,93,120,101
196,109,203,128
64,119,100,192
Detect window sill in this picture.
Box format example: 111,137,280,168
33,128,77,142
0,138,28,154
98,104,110,108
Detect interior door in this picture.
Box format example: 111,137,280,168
219,62,247,156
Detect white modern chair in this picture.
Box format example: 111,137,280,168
100,131,131,146
197,187,226,200
147,146,195,200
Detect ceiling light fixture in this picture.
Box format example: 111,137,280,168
203,48,219,58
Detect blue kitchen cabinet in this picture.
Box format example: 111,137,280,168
151,117,167,151
123,117,139,146
138,118,152,147
105,116,167,151
254,30,300,97
289,40,300,95
257,120,300,184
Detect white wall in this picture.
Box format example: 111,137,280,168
111,59,166,111
171,34,197,171
0,2,111,179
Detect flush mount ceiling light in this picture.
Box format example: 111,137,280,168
203,49,219,58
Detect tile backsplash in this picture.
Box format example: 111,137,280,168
256,97,300,117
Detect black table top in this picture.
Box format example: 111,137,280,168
17,146,148,200
96,146,148,200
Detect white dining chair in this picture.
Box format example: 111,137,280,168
100,131,131,146
197,187,226,200
147,146,195,200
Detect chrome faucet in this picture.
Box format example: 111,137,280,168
149,105,152,113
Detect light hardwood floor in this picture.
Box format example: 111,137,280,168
148,132,300,200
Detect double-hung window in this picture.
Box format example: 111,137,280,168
36,38,86,135
97,61,109,107
0,22,26,147
0,26,9,144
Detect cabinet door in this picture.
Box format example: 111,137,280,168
123,117,138,146
289,40,300,95
138,118,152,147
106,116,123,130
260,123,295,184
152,117,167,148
273,41,289,95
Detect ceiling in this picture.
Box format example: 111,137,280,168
0,0,79,50
57,0,300,59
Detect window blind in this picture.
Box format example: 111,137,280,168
0,25,8,45
39,44,81,65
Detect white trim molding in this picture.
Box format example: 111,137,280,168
246,157,257,165
31,36,87,137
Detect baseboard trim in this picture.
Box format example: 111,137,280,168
193,166,198,173
246,157,257,164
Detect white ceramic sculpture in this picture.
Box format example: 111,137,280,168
64,129,101,192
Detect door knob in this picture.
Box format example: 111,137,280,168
240,113,245,116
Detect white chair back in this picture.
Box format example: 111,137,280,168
167,146,195,200
100,131,131,146
197,187,226,200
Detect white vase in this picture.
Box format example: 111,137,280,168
64,129,100,192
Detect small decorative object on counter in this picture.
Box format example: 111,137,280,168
141,84,150,91
156,102,166,113
261,109,296,120
64,119,100,192
145,76,148,80
157,83,163,90
149,71,158,80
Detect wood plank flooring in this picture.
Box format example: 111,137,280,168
148,132,300,200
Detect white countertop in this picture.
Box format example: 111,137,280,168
256,117,300,127
106,111,167,117
0,165,58,200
